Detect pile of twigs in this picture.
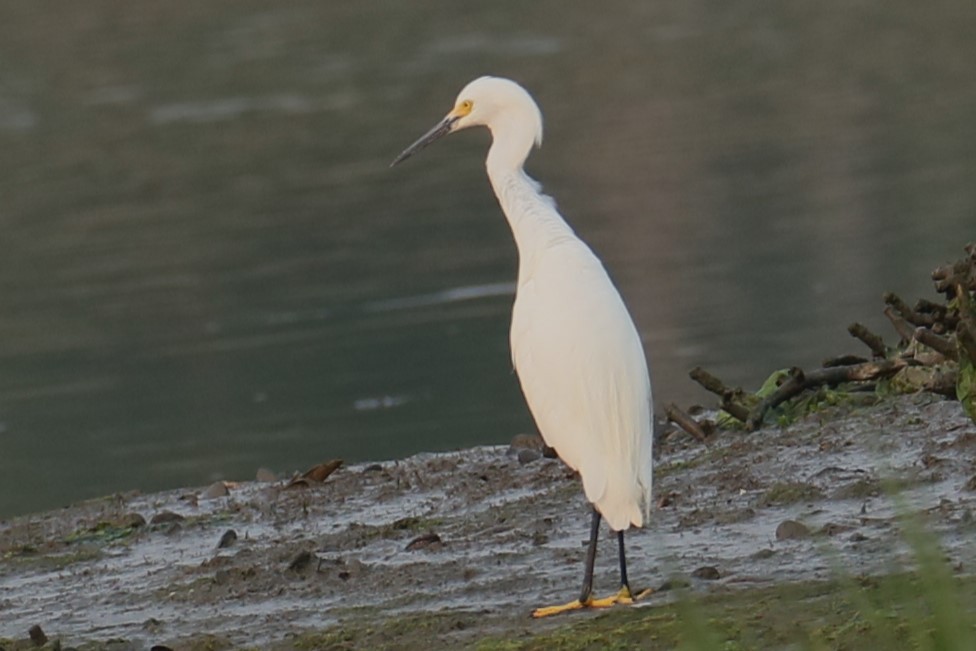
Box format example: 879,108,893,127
668,243,976,441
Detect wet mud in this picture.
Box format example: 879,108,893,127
2,394,976,649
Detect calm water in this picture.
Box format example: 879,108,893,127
1,1,974,518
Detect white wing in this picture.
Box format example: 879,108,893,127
511,238,653,531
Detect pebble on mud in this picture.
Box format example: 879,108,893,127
118,512,147,529
508,433,547,453
775,519,811,540
405,532,442,551
516,448,542,464
288,550,314,572
149,511,185,525
691,566,721,580
218,529,238,549
29,623,47,646
202,481,230,499
507,433,557,458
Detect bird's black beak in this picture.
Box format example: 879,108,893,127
391,115,459,167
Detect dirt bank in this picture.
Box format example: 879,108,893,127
2,394,975,649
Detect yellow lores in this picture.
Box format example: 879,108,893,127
452,99,474,118
392,77,654,617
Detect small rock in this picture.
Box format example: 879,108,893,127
201,481,229,499
691,566,720,580
508,432,546,452
405,532,442,551
117,513,147,529
516,448,542,464
752,548,776,560
507,433,557,458
288,550,314,572
363,463,384,473
150,511,185,525
775,519,811,540
255,467,277,482
217,529,238,549
964,475,976,492
848,532,869,542
29,624,47,646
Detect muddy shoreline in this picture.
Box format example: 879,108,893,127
2,394,976,649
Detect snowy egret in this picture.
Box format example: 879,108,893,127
392,77,654,617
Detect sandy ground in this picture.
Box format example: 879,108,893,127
2,394,976,649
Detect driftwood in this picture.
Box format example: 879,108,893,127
847,323,887,358
913,326,957,360
677,243,976,436
691,359,909,433
665,402,711,443
688,367,750,422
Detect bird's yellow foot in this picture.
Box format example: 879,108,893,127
531,597,591,619
532,586,652,618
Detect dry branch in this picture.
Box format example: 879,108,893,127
804,358,908,385
665,403,710,443
884,292,935,327
684,243,976,434
848,322,887,358
688,367,751,422
884,306,916,342
913,327,957,360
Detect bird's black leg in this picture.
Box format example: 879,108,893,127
578,508,602,604
533,507,645,617
617,529,630,594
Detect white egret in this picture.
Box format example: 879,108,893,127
392,77,653,617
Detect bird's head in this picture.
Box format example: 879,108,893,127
391,76,543,167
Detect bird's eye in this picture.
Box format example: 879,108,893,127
458,99,474,115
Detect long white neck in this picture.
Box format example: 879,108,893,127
485,127,578,286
